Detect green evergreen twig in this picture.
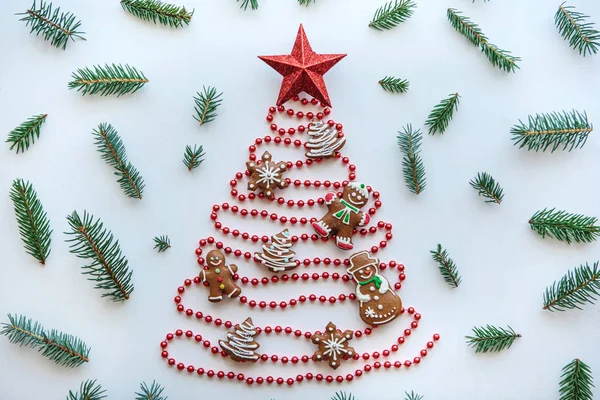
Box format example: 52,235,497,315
121,0,193,27
470,172,504,204
92,123,145,200
135,381,167,400
543,262,600,312
529,208,600,244
331,392,357,400
67,380,106,400
379,76,409,93
65,210,134,302
559,359,595,400
16,0,85,50
447,8,520,73
397,124,426,195
511,110,592,152
10,179,52,265
183,144,205,171
430,244,461,288
6,114,48,153
153,236,171,253
68,64,148,97
405,391,424,400
237,0,258,10
425,93,460,135
465,325,521,353
1,314,89,368
555,2,599,57
193,86,223,126
369,0,416,31
298,0,316,5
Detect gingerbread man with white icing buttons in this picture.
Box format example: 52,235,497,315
199,249,241,303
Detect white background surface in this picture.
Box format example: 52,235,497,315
1,0,600,398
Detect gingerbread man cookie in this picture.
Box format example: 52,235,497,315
246,151,289,199
198,249,242,302
312,182,370,250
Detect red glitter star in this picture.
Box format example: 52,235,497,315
258,24,346,108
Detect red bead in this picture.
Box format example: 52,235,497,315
177,363,185,370
161,351,168,358
168,358,175,366
421,349,428,356
287,378,294,386
326,376,334,383
276,378,284,385
160,341,168,348
404,360,412,367
427,341,434,349
404,329,411,336
411,321,418,328
434,333,440,340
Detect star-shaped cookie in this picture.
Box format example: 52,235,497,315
246,151,289,199
311,321,355,370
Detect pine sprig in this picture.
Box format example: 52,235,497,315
465,325,521,353
193,86,223,126
543,262,600,312
65,210,134,302
397,124,426,195
135,381,167,400
121,0,193,27
559,359,595,400
331,392,357,400
425,93,460,135
6,114,48,153
447,8,520,73
555,2,599,57
470,172,504,204
298,0,316,5
369,0,416,31
183,144,205,171
68,64,148,97
237,0,258,10
529,208,600,244
379,76,409,93
153,236,171,253
430,244,462,288
511,110,592,152
405,391,424,400
9,179,52,265
1,314,89,368
17,0,85,50
67,380,106,400
92,123,145,200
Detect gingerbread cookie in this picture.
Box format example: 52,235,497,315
198,249,241,302
347,251,402,326
219,317,261,362
246,151,289,199
312,182,370,250
305,120,346,159
254,229,298,272
311,321,355,370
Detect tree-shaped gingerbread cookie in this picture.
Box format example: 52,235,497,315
198,249,241,302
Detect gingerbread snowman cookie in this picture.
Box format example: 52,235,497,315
199,249,242,302
347,251,402,326
312,182,370,250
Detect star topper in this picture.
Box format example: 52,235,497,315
258,24,346,108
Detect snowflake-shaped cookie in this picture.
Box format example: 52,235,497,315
246,151,289,199
311,321,355,370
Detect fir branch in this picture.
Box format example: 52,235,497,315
543,262,600,312
67,379,106,400
511,110,592,152
193,86,223,126
529,208,600,244
6,114,48,153
331,392,358,400
465,325,521,353
65,210,134,302
405,391,424,400
298,0,316,5
1,314,89,368
397,124,426,195
555,3,599,57
135,381,167,400
447,8,520,73
559,359,595,400
425,93,460,135
430,244,461,288
153,235,171,253
92,123,145,200
237,0,258,11
183,144,205,171
9,179,52,265
470,172,504,204
16,0,85,50
369,0,416,31
68,64,148,97
379,76,409,93
121,0,193,27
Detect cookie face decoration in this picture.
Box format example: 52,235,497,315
246,151,289,199
311,322,355,370
219,317,261,362
198,249,241,302
347,251,402,326
254,229,298,272
312,182,370,250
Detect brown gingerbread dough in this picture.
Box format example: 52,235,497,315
199,249,242,302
